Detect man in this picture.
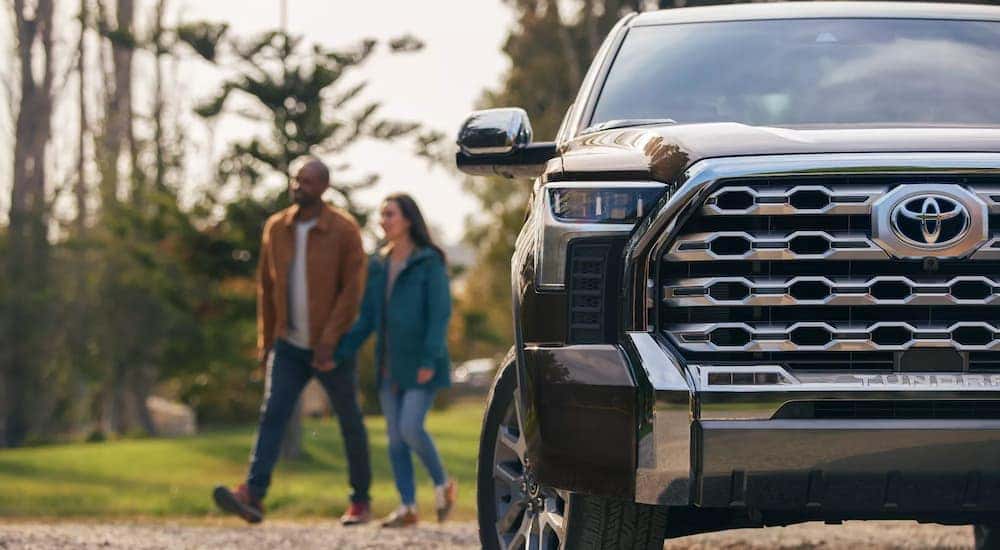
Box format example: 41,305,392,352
213,158,372,525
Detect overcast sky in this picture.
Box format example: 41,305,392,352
1,0,513,243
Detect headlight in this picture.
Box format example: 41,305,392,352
536,182,667,289
550,186,666,224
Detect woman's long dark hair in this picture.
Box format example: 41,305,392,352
385,193,447,264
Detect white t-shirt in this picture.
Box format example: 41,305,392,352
286,218,318,349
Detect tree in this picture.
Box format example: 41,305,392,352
3,0,57,447
77,0,208,438
90,0,149,436
193,30,436,226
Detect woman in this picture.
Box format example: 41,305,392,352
335,193,456,527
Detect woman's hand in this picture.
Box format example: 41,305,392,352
416,367,434,384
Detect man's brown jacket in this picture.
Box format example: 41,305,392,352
257,203,367,357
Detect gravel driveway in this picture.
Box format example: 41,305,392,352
0,520,978,549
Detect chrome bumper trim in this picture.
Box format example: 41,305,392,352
694,364,1000,420
629,332,695,506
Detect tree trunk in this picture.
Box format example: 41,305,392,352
111,362,128,433
152,0,168,193
130,364,158,436
0,369,7,445
582,0,599,60
4,0,57,448
94,0,136,437
548,0,582,88
76,0,89,232
97,0,134,207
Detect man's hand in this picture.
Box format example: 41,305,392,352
416,367,434,385
313,344,336,372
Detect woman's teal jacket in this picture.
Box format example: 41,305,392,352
334,247,452,390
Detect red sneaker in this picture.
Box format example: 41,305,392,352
213,484,264,524
340,500,372,525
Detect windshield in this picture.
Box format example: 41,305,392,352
590,19,1000,129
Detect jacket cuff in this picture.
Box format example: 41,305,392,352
418,353,437,370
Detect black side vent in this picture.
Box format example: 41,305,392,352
567,242,609,344
566,239,624,344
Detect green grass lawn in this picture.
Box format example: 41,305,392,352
0,399,486,521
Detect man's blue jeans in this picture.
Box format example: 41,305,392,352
247,339,371,503
378,385,447,506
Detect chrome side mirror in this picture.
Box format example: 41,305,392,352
457,108,533,156
456,107,556,178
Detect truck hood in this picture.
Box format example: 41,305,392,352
558,123,1000,182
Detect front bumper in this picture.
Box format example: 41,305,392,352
632,332,1000,514
699,419,1000,512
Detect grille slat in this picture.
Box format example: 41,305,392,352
664,275,1000,307
671,321,1000,352
702,183,886,216
703,178,1000,217
666,231,886,262
661,175,1000,372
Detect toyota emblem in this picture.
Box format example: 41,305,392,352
871,184,988,259
891,195,970,246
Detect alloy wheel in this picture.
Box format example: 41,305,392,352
492,386,569,550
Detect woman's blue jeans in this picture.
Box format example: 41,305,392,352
378,385,447,506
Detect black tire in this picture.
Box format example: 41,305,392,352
477,351,668,549
976,525,1000,550
564,493,669,550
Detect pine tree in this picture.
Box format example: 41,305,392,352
192,30,436,227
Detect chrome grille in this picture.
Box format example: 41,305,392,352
660,173,1000,372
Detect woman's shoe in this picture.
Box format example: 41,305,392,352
380,505,418,528
435,479,457,522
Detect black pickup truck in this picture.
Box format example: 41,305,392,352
457,3,1000,548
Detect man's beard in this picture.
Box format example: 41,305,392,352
294,192,320,207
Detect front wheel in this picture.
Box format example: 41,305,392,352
477,354,668,550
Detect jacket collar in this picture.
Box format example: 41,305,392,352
281,203,333,232
378,244,436,267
